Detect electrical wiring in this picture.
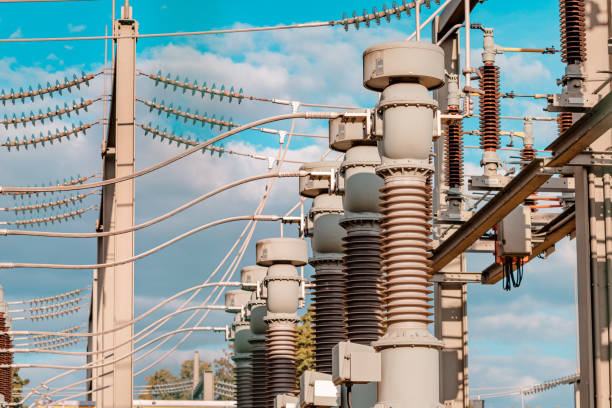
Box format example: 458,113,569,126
8,287,88,306
1,171,302,238
133,112,301,376
4,174,98,198
10,296,86,315
1,97,101,129
138,123,306,164
12,325,83,342
12,304,84,321
138,73,359,110
0,111,340,194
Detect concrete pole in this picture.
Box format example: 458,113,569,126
203,371,214,401
93,7,138,407
193,351,201,398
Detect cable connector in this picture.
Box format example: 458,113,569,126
0,263,15,269
0,229,7,236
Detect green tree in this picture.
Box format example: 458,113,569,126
296,305,315,378
176,358,213,399
12,368,30,405
137,368,181,400
214,348,235,400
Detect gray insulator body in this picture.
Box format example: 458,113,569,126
310,194,345,255
341,146,383,216
523,119,534,146
366,41,445,408
482,28,499,64
248,303,268,408
233,322,254,408
265,264,301,315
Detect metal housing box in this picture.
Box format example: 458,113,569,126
299,371,338,407
497,205,532,257
274,394,299,408
332,342,381,385
328,110,371,152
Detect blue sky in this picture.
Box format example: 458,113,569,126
0,0,579,406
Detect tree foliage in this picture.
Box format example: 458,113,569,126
12,368,30,405
137,368,182,400
296,305,315,378
214,348,235,400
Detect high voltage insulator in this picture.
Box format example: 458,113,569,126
1,192,94,214
446,106,464,189
138,98,234,130
479,64,501,151
557,112,573,135
0,313,12,402
3,205,97,228
138,123,225,157
559,0,586,64
140,71,245,103
1,97,100,129
13,325,82,342
337,0,437,31
13,304,83,321
1,121,96,151
20,297,85,316
14,336,84,350
0,71,101,105
4,174,96,198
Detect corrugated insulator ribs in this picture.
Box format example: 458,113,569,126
379,175,433,329
235,362,252,408
311,259,346,373
342,219,384,344
0,314,12,402
479,64,501,151
560,0,586,64
266,324,296,407
250,342,267,408
446,106,464,189
557,112,573,135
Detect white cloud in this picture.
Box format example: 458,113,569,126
9,28,21,39
68,24,87,33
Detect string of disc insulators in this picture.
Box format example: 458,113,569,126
479,64,501,151
2,205,97,227
559,0,586,64
138,123,304,164
336,0,437,31
12,337,84,351
524,374,580,395
1,192,95,214
0,71,101,105
445,106,463,189
138,98,322,140
9,286,87,305
11,297,86,316
1,97,100,129
3,174,97,198
1,121,96,150
12,325,82,342
12,304,83,321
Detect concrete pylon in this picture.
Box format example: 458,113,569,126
363,41,446,408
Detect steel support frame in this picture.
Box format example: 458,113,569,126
91,15,138,407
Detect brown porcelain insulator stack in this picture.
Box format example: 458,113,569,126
559,0,586,64
341,219,384,344
446,106,464,189
235,361,252,408
250,341,267,407
557,112,573,135
479,64,501,152
311,259,346,373
379,172,433,329
0,313,12,402
266,322,297,407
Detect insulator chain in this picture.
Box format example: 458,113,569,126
15,325,83,342
14,336,84,350
3,174,96,198
2,192,95,214
13,288,89,306
3,205,97,228
1,121,96,151
2,97,101,129
13,304,83,321
0,71,101,105
336,0,438,31
17,297,85,316
138,98,234,130
138,123,226,157
139,71,244,103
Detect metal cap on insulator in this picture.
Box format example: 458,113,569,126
328,109,374,152
363,41,445,91
446,73,461,108
482,28,502,64
241,265,268,291
299,161,340,198
341,145,383,216
256,237,308,267
225,289,252,313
